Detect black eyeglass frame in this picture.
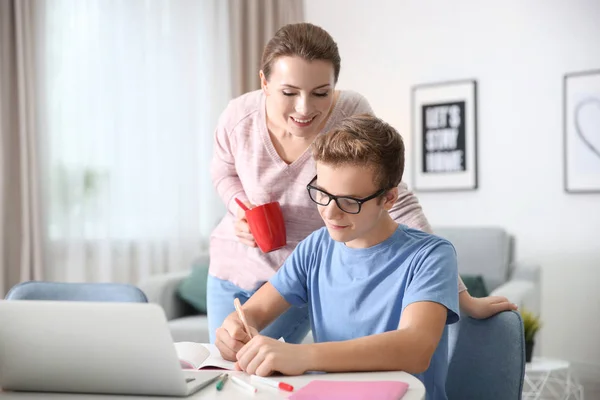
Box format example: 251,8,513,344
306,175,387,214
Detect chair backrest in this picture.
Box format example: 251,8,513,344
434,227,513,291
5,281,148,303
446,311,525,400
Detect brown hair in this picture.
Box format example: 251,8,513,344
312,114,405,190
261,23,341,83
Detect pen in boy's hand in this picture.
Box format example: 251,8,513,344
233,298,253,339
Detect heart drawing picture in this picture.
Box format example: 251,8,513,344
565,70,600,192
574,97,600,162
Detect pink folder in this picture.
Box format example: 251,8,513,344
288,380,409,400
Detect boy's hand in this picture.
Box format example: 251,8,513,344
215,313,259,361
235,336,310,376
234,201,256,247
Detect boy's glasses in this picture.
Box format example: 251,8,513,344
306,175,387,215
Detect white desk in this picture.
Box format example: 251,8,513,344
0,370,425,399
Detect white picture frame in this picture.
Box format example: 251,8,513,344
411,79,478,192
564,69,600,194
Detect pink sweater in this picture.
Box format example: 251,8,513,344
210,90,466,292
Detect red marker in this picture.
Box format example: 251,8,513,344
251,375,294,392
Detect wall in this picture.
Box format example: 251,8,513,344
306,0,600,392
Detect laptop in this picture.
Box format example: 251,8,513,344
0,300,222,397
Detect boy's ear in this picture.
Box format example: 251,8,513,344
382,187,399,211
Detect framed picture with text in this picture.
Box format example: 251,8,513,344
411,79,478,191
564,69,600,193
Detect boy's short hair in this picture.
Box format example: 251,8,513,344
312,114,405,190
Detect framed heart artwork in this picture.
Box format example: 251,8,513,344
564,69,600,193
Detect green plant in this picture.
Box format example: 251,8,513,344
521,308,542,343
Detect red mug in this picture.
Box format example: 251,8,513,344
236,199,286,253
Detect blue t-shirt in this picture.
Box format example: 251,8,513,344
270,225,459,400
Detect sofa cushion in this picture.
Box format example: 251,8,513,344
168,315,210,343
176,263,209,314
434,227,512,291
460,275,489,298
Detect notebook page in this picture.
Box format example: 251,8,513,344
175,342,211,369
199,343,236,370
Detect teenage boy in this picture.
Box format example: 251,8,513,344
216,114,459,399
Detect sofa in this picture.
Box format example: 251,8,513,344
138,226,540,344
138,260,211,343
434,227,540,313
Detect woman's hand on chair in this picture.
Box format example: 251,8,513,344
461,292,518,319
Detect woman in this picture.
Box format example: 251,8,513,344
208,22,516,344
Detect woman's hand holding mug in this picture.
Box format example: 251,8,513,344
234,198,287,253
235,200,257,248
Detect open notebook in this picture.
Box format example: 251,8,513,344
174,342,236,370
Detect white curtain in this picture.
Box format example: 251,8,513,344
35,0,229,283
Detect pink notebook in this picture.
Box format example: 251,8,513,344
288,380,409,400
